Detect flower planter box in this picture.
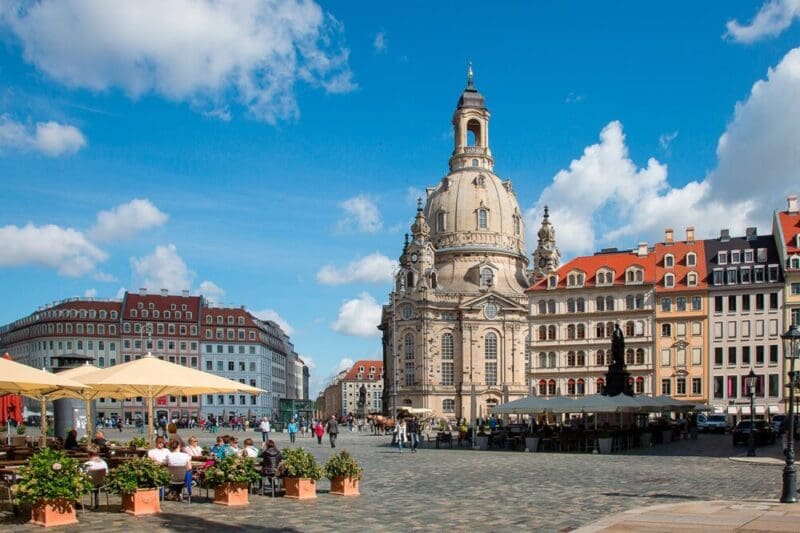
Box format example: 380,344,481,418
213,482,250,506
284,477,317,500
598,437,613,454
476,435,489,450
121,488,161,516
329,476,359,496
525,437,540,452
30,498,78,527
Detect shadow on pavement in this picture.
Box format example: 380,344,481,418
159,512,302,533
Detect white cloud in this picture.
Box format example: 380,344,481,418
565,92,585,104
84,288,97,298
1,0,355,123
658,130,678,152
198,280,225,304
336,195,382,233
331,292,381,337
252,309,295,336
335,357,354,373
0,223,107,276
93,272,117,283
0,116,86,156
405,186,424,206
726,0,800,43
373,31,387,53
89,198,168,241
130,244,192,292
115,287,127,299
299,355,316,369
316,252,395,285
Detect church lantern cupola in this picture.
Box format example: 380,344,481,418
449,64,494,172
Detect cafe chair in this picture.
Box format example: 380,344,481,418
81,469,110,512
167,466,191,503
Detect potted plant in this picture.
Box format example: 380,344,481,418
597,429,614,454
128,437,148,449
279,447,323,500
12,423,27,446
324,450,362,496
524,430,540,453
106,457,169,516
14,448,93,527
204,454,261,506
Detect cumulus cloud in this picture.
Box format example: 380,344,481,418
84,288,97,298
331,292,381,337
336,195,382,233
658,130,678,152
252,309,295,336
316,252,395,285
198,280,225,304
373,31,387,53
335,357,354,373
527,46,800,258
726,0,800,43
89,198,168,241
0,223,107,276
130,244,192,292
299,355,316,369
0,116,86,156
93,272,117,283
0,0,355,123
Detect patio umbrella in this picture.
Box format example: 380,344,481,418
0,357,91,446
80,352,265,442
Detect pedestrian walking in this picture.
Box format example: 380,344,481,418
395,419,408,452
325,415,339,448
259,417,271,443
288,418,298,444
407,417,419,452
314,420,324,445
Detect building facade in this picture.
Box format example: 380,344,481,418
380,70,530,421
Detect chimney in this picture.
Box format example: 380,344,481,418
182,289,190,297
789,194,799,214
637,242,648,257
720,229,730,243
160,288,168,296
664,228,674,244
139,287,147,296
745,227,757,241
686,226,695,243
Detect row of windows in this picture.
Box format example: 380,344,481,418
204,344,258,355
205,394,259,406
53,323,118,335
711,265,779,286
712,374,780,399
659,346,702,367
660,377,703,396
122,322,197,336
713,293,779,313
535,294,647,315
660,296,703,312
41,308,118,320
433,210,522,236
712,318,780,340
534,349,646,368
715,248,767,266
204,315,247,325
535,377,646,396
660,321,703,338
35,339,117,353
205,360,260,373
662,271,699,288
713,345,780,366
536,320,647,341
553,267,645,290
122,339,198,351
129,308,192,320
662,252,697,269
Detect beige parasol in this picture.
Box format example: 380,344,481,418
80,352,265,442
0,357,92,446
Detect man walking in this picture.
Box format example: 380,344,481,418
407,417,419,453
325,415,339,448
259,417,271,443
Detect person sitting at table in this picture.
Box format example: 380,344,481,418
166,439,192,500
261,439,282,477
228,437,241,456
209,436,224,457
64,429,79,450
92,430,107,447
182,436,203,457
147,436,170,464
242,438,260,458
83,446,108,509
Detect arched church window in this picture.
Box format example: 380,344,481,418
480,267,494,287
430,271,438,289
538,325,547,340
539,352,547,368
484,332,497,360
436,211,446,232
548,325,556,340
406,271,414,290
472,159,479,167
548,352,557,368
477,208,488,230
514,216,520,235
404,333,415,359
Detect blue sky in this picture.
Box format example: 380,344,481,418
1,1,799,395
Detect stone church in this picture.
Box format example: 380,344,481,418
379,68,559,421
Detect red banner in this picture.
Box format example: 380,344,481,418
156,396,168,406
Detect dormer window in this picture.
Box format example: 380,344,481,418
731,250,741,264
790,256,800,270
796,235,800,248
664,254,674,268
547,275,558,289
744,249,754,263
664,273,675,288
567,272,584,287
686,252,696,267
757,248,767,262
687,272,698,286
726,267,737,285
741,267,751,283
625,267,644,285
718,251,728,265
480,267,494,288
477,208,488,230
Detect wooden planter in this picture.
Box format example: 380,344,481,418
121,488,161,516
284,477,317,500
329,476,359,496
30,498,78,527
524,437,539,452
11,435,27,447
213,482,250,506
598,437,613,454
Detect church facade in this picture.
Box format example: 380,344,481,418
379,70,555,421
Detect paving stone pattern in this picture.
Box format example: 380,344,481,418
0,430,786,532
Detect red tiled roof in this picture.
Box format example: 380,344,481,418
528,249,656,291
342,360,383,381
653,240,708,291
778,211,800,254
123,293,202,320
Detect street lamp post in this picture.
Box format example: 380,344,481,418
746,369,757,458
780,323,800,503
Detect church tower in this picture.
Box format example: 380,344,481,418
380,67,530,422
532,206,561,281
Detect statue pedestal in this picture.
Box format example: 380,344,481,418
604,363,632,396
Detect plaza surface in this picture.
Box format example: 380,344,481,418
1,429,796,532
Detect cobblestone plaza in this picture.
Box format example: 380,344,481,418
0,429,789,532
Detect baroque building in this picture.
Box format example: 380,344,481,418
380,69,530,421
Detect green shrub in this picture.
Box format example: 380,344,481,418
16,423,27,435
323,450,363,481
278,447,323,480
106,458,170,494
128,437,148,449
14,448,93,505
204,455,261,487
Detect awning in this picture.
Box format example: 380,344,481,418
741,406,751,415
768,404,780,414
727,406,739,415
755,405,766,415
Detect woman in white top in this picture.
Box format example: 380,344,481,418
182,436,203,457
166,439,192,500
242,438,260,458
83,447,108,509
147,436,170,464
395,420,408,452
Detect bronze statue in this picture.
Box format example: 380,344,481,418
611,323,624,365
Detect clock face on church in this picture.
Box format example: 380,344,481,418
411,252,419,263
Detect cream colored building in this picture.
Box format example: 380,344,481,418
380,69,530,422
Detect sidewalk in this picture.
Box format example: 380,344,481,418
574,500,800,532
